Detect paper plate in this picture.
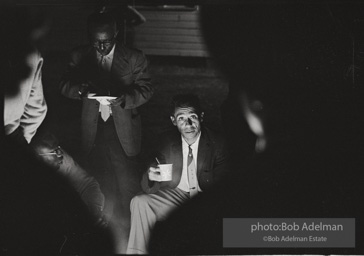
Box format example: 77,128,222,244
87,96,117,100
87,95,117,106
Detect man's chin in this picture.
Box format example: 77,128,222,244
183,131,197,138
184,131,195,135
97,50,110,56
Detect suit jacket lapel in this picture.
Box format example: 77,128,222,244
111,43,130,78
110,43,131,95
171,138,183,182
197,131,210,177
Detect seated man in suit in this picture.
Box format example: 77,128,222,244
126,94,230,254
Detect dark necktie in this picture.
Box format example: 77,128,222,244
187,145,198,197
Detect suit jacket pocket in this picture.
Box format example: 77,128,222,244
199,170,214,191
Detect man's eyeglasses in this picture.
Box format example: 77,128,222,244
92,38,115,48
38,146,63,157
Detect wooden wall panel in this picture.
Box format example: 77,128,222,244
135,28,203,36
132,9,210,57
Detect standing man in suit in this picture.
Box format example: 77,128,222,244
60,11,153,253
126,94,230,254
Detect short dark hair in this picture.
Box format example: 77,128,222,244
87,12,117,31
170,94,202,116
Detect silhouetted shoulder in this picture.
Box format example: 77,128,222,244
158,128,181,146
69,45,93,61
204,128,226,144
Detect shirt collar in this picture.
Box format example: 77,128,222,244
96,43,116,60
181,131,202,150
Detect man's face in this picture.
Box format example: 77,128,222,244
171,106,203,144
89,24,117,56
36,145,64,169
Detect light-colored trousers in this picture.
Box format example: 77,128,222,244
126,188,190,254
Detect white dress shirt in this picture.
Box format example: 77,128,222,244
96,44,115,73
177,132,202,193
96,45,115,114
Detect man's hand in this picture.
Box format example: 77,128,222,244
89,205,108,228
108,94,126,107
94,214,109,228
78,80,96,97
78,83,89,97
148,166,164,182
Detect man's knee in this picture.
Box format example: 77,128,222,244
130,193,152,212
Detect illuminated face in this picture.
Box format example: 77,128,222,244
89,24,117,56
36,145,64,169
170,106,203,145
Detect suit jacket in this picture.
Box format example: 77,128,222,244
60,42,153,156
4,50,47,143
141,128,230,194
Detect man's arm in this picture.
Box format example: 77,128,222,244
59,150,105,220
212,136,231,182
20,51,47,143
140,144,168,194
140,157,164,194
59,48,94,100
199,132,231,191
109,51,153,109
141,170,160,194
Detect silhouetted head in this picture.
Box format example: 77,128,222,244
200,4,353,151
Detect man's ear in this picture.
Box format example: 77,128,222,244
200,112,204,122
170,116,177,126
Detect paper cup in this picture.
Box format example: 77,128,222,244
158,164,173,181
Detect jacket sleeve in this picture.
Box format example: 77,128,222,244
58,151,105,215
212,136,231,183
123,51,153,109
141,170,161,194
140,141,168,194
20,51,47,143
59,48,86,100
